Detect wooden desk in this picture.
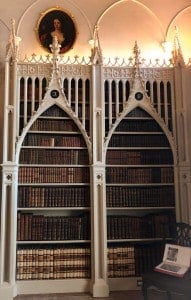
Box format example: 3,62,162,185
142,270,191,300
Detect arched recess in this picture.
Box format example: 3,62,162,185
95,0,166,61
16,103,92,282
166,6,191,62
105,105,176,278
106,106,176,277
16,101,92,163
104,100,177,166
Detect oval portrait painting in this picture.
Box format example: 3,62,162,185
37,8,77,54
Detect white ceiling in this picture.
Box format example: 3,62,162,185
0,0,191,62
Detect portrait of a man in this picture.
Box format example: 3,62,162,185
37,8,77,54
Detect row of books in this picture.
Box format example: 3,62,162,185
17,212,90,241
20,148,173,165
23,134,87,147
108,135,170,147
42,105,69,118
107,243,164,277
107,213,175,239
20,104,90,123
104,96,171,118
18,167,90,183
106,186,175,207
17,185,174,209
106,167,174,184
115,120,161,132
104,105,150,118
16,246,91,280
125,107,151,118
20,148,89,165
23,133,169,148
30,119,78,132
107,246,135,277
42,102,90,118
18,186,90,208
16,242,164,280
17,186,174,209
106,149,173,164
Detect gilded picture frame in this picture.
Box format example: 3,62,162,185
36,8,77,54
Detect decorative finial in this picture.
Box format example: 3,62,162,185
11,18,16,37
50,36,61,73
133,41,141,67
6,18,21,60
126,41,148,104
133,41,140,57
172,26,185,66
89,25,103,64
50,36,61,56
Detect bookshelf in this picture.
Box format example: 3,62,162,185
17,105,91,281
3,39,189,300
106,107,175,280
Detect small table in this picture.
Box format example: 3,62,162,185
142,270,191,300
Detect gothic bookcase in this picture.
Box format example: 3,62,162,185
1,36,190,300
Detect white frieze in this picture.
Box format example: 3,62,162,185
103,67,133,79
17,63,52,77
140,68,174,81
17,63,91,78
59,65,91,77
103,66,174,81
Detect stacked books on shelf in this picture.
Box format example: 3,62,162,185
16,245,91,280
107,212,175,240
17,104,91,282
17,212,90,241
107,245,135,277
18,186,90,207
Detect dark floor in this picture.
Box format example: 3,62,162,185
14,290,144,300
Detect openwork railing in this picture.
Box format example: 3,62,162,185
22,53,180,68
